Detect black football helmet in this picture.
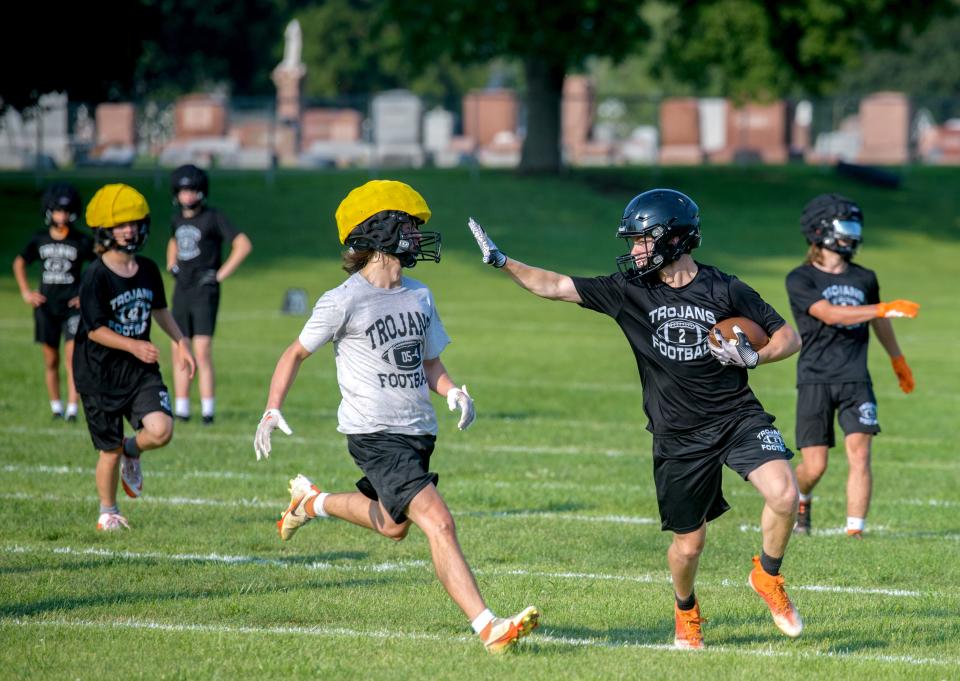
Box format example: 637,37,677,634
345,210,441,268
42,183,82,227
800,193,863,258
615,189,701,282
171,164,209,208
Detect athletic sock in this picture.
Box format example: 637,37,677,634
66,403,78,417
759,550,783,576
471,608,495,634
306,492,330,518
175,397,190,418
99,504,120,515
675,591,697,611
846,517,865,533
201,398,215,418
798,492,811,503
123,437,142,458
50,399,64,415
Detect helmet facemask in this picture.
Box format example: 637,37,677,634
616,223,701,282
346,210,441,268
95,218,151,254
816,218,862,259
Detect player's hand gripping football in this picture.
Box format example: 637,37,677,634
254,408,293,460
446,385,476,430
467,217,507,268
876,300,919,318
709,326,760,369
891,355,915,394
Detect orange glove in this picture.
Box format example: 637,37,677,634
891,355,914,394
876,300,919,319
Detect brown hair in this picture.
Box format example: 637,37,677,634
342,248,376,274
804,243,825,266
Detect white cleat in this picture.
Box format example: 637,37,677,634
277,474,322,541
97,512,130,531
120,452,143,498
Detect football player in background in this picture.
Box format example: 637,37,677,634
74,184,195,531
254,180,540,653
469,189,802,649
12,183,95,421
166,164,252,425
786,194,919,538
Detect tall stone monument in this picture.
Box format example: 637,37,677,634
272,19,307,164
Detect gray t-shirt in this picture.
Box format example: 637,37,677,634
298,272,451,435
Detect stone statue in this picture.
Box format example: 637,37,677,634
281,19,303,68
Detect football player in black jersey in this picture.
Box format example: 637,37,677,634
786,194,919,539
166,165,252,425
75,184,196,531
469,189,803,649
12,184,95,421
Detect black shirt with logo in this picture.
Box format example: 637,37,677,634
572,264,786,436
19,228,96,314
171,207,240,287
73,257,167,396
785,262,879,385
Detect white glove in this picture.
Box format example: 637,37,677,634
446,385,476,430
467,217,507,268
708,326,760,369
254,408,293,460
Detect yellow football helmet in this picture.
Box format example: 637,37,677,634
86,184,151,253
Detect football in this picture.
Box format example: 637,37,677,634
708,316,770,350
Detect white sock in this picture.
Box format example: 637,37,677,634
471,608,495,634
175,398,190,417
846,517,865,532
66,403,78,417
50,399,63,414
201,397,215,418
309,492,330,518
798,492,811,503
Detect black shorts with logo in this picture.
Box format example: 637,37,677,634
795,382,880,449
34,305,81,346
652,412,793,534
80,374,172,451
172,281,220,337
346,432,439,524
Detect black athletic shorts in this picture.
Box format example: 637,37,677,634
80,374,172,451
346,431,439,524
652,412,793,534
795,382,880,449
172,282,220,337
34,305,81,346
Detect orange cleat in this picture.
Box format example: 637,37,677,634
674,600,706,650
277,474,322,541
480,606,540,653
749,556,803,637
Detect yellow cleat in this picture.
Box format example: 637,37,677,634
481,606,540,653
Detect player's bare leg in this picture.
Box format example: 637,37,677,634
405,484,488,620
844,433,872,536
172,338,193,417
64,339,78,409
136,411,174,451
668,523,706,601
794,446,827,534
193,335,215,422
41,344,61,405
749,459,799,556
321,491,412,539
96,447,122,509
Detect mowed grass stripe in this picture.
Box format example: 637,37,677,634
4,618,957,668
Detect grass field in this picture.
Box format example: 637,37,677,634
1,166,958,680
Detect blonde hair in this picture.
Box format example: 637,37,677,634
804,243,825,266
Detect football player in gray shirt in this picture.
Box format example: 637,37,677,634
254,181,539,653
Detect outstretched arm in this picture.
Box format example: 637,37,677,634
254,340,312,460
808,298,919,325
467,217,582,303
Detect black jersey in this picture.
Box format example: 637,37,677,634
18,228,95,314
170,207,240,286
73,257,167,396
785,262,879,385
572,264,786,436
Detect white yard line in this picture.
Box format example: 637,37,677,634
2,543,940,599
2,617,956,667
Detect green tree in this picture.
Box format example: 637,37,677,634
658,0,955,100
385,0,650,173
